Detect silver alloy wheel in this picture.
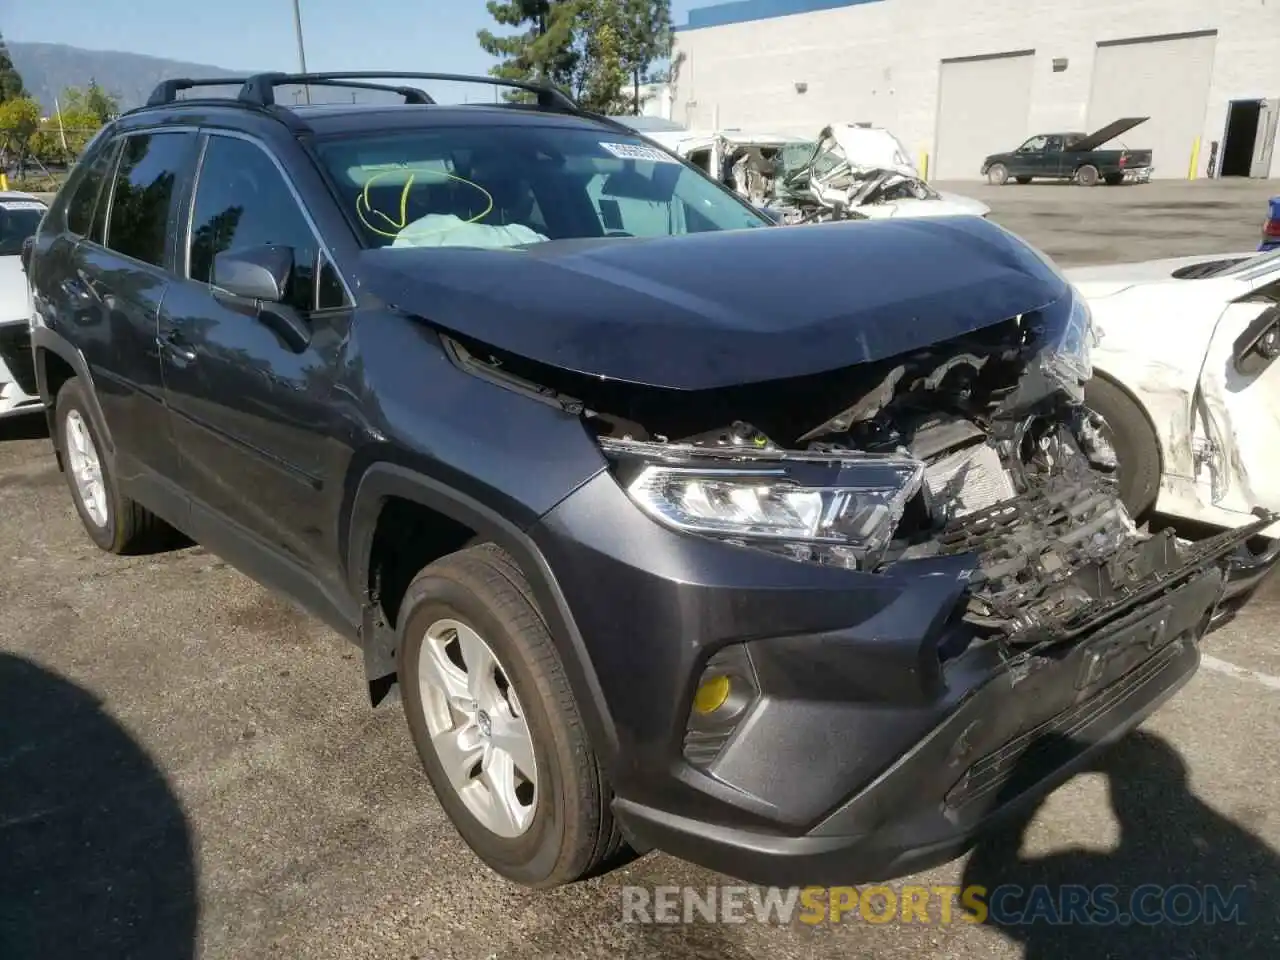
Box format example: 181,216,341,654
64,409,108,528
418,618,538,838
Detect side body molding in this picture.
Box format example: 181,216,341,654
344,461,619,761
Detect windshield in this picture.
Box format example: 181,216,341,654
315,124,772,249
0,201,46,256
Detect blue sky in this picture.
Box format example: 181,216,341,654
5,0,702,75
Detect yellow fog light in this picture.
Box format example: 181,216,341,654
693,675,731,715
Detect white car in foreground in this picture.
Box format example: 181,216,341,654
0,191,45,420
1068,247,1280,543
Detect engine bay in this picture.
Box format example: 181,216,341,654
441,313,1206,645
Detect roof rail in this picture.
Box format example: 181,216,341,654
146,77,252,106
145,75,436,107
237,71,579,112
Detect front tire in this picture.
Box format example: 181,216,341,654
55,377,172,554
397,543,627,887
1083,376,1162,520
987,163,1010,186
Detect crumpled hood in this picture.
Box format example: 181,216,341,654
358,215,1068,390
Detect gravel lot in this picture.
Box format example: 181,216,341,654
3,179,1280,960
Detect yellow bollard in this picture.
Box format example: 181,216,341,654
0,172,7,191
1188,138,1201,180
919,151,929,180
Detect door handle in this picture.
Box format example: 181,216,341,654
159,330,197,364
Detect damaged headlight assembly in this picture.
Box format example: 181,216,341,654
598,438,925,571
1040,283,1095,399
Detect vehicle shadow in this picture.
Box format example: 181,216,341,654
0,652,198,959
961,729,1280,958
0,411,48,442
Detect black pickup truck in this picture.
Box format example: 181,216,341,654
981,117,1154,186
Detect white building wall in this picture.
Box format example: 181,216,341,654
672,0,1280,178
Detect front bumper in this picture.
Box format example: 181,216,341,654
532,471,1278,886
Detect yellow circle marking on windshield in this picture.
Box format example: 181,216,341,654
355,168,495,240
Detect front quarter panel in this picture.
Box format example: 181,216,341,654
1085,280,1233,483
1188,295,1280,530
349,309,609,529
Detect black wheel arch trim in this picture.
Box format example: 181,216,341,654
30,325,114,462
344,461,620,759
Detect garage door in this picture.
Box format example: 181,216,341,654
1086,31,1218,180
934,52,1035,181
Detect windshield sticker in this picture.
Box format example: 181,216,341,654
598,142,679,164
0,201,47,212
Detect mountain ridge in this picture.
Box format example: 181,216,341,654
8,41,248,114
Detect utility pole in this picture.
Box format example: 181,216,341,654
292,0,311,104
54,95,68,153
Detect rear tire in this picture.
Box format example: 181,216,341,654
1083,376,1161,520
397,543,629,887
1076,164,1101,187
55,377,174,554
1015,176,1032,184
987,163,1009,186
1104,173,1124,186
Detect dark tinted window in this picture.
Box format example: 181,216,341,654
65,138,118,237
318,258,345,310
188,135,334,312
106,132,196,267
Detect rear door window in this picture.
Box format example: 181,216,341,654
65,138,120,239
105,131,198,268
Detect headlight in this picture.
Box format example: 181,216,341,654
599,438,924,570
1038,284,1094,401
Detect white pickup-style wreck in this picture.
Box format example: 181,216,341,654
612,117,989,221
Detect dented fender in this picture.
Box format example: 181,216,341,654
1077,258,1280,536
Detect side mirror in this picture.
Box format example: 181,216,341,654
1233,305,1280,377
20,236,34,274
212,245,294,302
211,245,311,352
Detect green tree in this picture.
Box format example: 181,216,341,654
63,80,121,124
477,0,579,93
573,0,629,113
0,33,25,102
0,97,42,177
618,0,673,114
31,98,102,165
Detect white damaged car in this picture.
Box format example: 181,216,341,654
613,118,990,221
0,191,46,420
1069,248,1280,547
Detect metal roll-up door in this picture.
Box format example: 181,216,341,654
1086,31,1218,179
934,51,1036,181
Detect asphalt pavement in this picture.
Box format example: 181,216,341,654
2,178,1280,960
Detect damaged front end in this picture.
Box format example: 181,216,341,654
445,281,1273,653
